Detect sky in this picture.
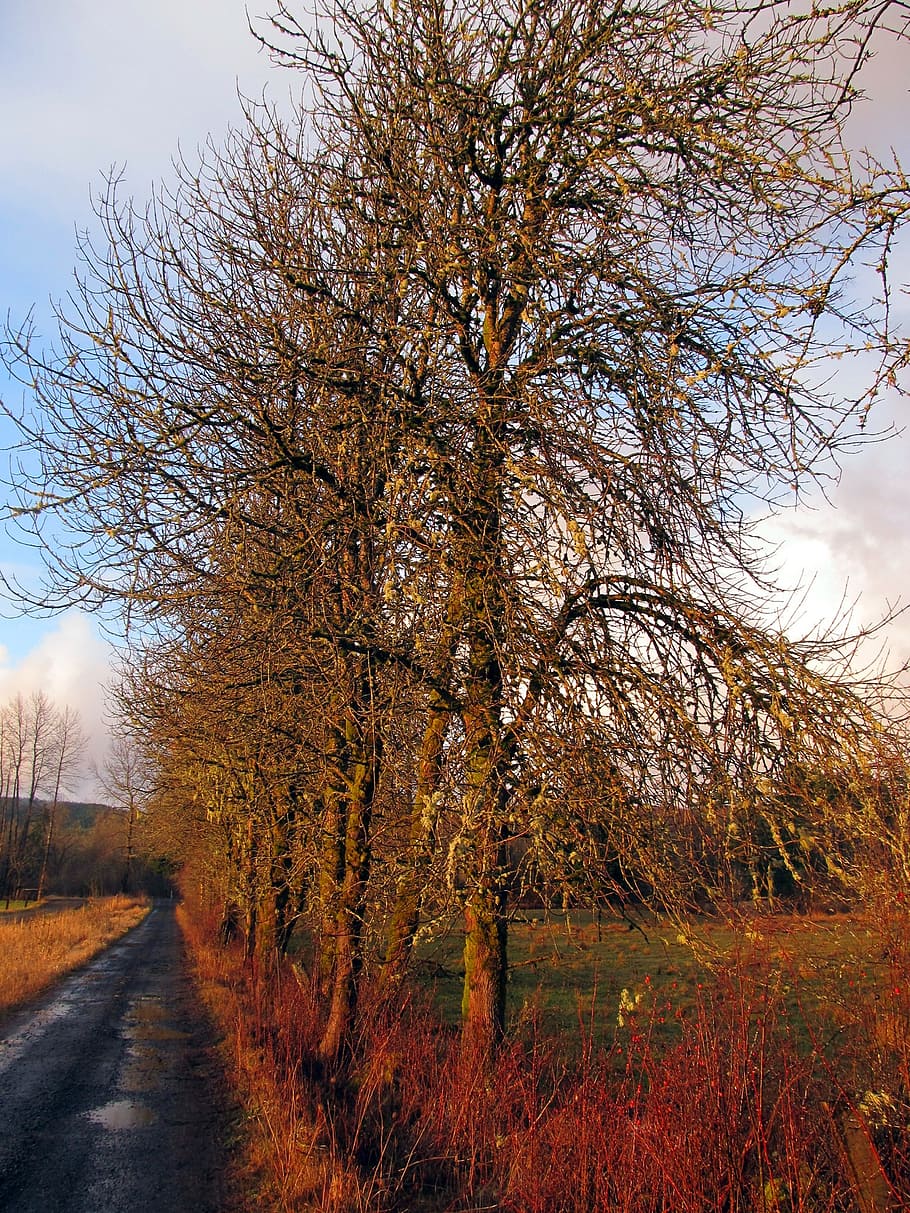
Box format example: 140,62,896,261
0,2,908,791
0,0,283,786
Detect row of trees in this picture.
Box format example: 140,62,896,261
0,693,160,899
0,691,84,902
5,0,910,1059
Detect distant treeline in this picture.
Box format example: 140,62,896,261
0,692,171,902
3,798,172,900
2,797,174,900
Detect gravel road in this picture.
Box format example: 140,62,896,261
0,902,232,1212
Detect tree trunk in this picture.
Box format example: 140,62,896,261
36,801,57,901
243,815,260,963
456,373,511,1056
121,803,136,894
382,690,449,985
318,713,381,1065
462,879,508,1054
316,728,346,995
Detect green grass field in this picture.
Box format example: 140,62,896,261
415,906,901,1060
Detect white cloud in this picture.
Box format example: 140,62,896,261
0,0,284,218
756,433,910,679
0,612,115,795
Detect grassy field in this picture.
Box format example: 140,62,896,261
0,895,150,1016
417,907,901,1057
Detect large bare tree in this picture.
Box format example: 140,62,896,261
3,0,909,1058
257,0,910,1050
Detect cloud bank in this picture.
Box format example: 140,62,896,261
0,613,115,796
755,395,910,678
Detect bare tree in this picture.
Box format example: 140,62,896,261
0,693,84,903
0,696,30,902
35,705,86,901
255,0,910,1051
93,734,156,894
3,0,909,1059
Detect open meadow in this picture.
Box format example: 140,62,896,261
418,906,907,1056
0,896,150,1016
181,898,909,1212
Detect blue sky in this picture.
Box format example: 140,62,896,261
0,0,281,774
0,2,908,782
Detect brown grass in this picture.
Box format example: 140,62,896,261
0,895,149,1015
177,904,337,1211
179,900,910,1212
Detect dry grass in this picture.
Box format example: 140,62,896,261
180,900,910,1212
177,905,337,1212
0,895,149,1015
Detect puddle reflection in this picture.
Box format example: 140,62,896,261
87,1099,156,1130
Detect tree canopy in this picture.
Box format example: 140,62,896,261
4,0,910,1058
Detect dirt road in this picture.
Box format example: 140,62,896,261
0,903,232,1212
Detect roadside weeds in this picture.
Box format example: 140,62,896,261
179,901,910,1212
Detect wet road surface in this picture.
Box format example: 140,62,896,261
0,903,231,1212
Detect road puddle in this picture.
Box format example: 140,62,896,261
128,994,187,1037
87,1099,157,1130
119,993,192,1093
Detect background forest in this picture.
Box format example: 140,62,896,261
0,691,172,900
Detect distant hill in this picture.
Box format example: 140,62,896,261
60,802,119,829
0,798,119,829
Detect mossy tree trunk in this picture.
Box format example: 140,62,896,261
316,725,346,994
382,685,450,985
318,688,383,1065
457,368,513,1057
